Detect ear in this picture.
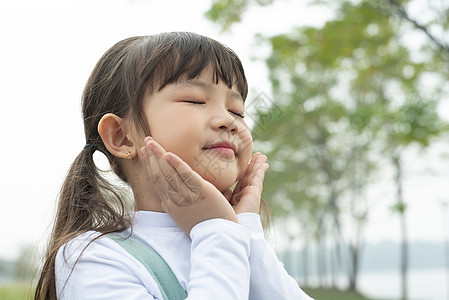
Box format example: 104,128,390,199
98,113,137,160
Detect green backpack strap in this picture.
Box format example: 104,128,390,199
106,233,187,300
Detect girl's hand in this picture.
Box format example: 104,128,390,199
223,152,269,215
140,137,238,236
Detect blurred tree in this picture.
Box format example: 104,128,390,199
385,0,449,67
344,3,448,296
207,0,449,67
205,0,274,32
249,11,386,290
207,0,449,296
14,245,38,282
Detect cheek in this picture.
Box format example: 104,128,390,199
147,113,196,154
152,130,196,158
241,125,253,158
237,130,253,177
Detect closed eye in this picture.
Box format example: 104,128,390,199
230,110,245,118
184,100,205,104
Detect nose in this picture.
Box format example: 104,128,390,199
211,109,239,134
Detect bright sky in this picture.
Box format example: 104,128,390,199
1,0,448,260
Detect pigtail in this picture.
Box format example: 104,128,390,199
55,144,129,235
34,146,131,300
35,36,147,300
35,32,254,299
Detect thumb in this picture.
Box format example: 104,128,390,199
222,189,233,204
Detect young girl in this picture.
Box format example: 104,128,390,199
35,32,313,300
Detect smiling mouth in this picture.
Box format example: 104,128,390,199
203,141,237,158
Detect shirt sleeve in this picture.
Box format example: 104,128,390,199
237,213,314,300
188,218,251,299
55,232,162,300
55,220,252,300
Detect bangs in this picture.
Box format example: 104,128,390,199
140,32,248,100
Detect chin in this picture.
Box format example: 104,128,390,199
190,159,242,192
215,181,236,193
203,173,237,192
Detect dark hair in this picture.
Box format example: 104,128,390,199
35,32,248,299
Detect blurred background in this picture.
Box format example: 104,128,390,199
0,0,448,299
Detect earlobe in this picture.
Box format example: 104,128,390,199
98,113,137,159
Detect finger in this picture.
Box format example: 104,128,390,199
253,166,267,187
232,159,268,214
140,146,150,163
165,153,203,197
147,141,180,190
141,146,173,205
141,146,171,202
248,162,269,193
240,155,267,190
147,141,198,207
233,165,268,212
222,189,233,203
251,161,269,184
232,154,264,207
233,186,252,203
234,153,262,192
247,153,266,177
145,142,172,203
235,162,268,204
230,194,240,207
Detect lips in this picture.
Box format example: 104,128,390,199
203,141,237,155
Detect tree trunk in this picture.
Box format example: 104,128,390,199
393,152,408,300
400,209,408,300
331,242,336,288
302,243,309,286
347,243,358,292
319,236,327,287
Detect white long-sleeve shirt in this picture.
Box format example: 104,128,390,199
55,211,312,299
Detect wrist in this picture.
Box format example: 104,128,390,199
237,213,264,235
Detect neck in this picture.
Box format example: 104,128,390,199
120,153,165,212
132,181,165,212
126,160,165,212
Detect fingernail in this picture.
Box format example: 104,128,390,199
166,154,179,167
147,142,155,151
144,136,153,144
140,148,149,161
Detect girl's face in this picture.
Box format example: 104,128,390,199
143,67,253,192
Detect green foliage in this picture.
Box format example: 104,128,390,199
207,0,449,291
205,0,273,31
0,284,35,300
391,202,407,213
205,0,248,31
395,100,444,146
209,0,449,237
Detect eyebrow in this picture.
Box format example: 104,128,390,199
175,79,244,102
